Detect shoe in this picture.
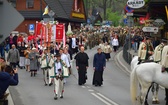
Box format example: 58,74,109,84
45,84,48,86
54,96,58,100
95,84,98,87
54,94,57,100
30,72,33,77
49,83,53,86
60,96,63,99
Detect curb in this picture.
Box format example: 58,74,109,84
115,50,131,75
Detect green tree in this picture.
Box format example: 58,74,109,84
106,8,122,26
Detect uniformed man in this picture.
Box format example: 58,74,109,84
154,39,167,63
151,38,167,104
160,39,168,104
138,35,154,64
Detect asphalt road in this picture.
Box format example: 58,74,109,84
9,47,166,105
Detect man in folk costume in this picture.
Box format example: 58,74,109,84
74,46,89,85
41,49,54,86
59,48,70,84
50,53,68,100
137,35,154,103
160,39,168,103
151,39,167,104
138,35,154,64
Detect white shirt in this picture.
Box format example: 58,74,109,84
112,38,119,46
61,53,70,67
55,62,62,75
72,38,76,48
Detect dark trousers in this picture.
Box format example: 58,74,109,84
113,46,117,52
165,88,168,105
10,62,17,69
0,46,5,58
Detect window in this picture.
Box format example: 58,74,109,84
26,0,34,8
8,0,16,8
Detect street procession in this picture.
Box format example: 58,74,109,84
0,0,168,105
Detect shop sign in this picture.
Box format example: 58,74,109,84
72,12,85,19
127,0,145,9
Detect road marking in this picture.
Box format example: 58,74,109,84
86,86,90,88
91,93,112,105
88,89,94,92
81,86,86,88
97,93,119,105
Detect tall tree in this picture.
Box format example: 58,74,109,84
103,0,108,20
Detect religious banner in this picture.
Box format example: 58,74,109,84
35,21,42,38
51,25,56,42
56,24,64,42
47,23,52,47
41,23,46,46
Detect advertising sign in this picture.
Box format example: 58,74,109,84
142,27,158,33
127,0,145,9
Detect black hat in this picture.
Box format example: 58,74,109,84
54,53,61,57
145,35,152,40
162,38,168,43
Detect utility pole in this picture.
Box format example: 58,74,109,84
127,14,133,63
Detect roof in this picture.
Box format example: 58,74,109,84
44,0,68,19
19,10,49,19
44,0,86,23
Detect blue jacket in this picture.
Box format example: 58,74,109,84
93,53,106,71
0,72,18,98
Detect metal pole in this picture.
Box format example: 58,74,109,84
40,0,42,20
127,16,132,63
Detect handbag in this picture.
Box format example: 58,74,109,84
63,66,69,78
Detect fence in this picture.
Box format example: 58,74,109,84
122,36,132,64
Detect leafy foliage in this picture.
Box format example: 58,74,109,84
106,8,122,26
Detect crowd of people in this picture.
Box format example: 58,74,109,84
0,24,167,101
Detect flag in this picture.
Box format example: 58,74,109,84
43,6,49,15
165,5,168,20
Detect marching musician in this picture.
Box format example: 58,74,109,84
41,48,54,86
50,53,66,100
138,35,154,64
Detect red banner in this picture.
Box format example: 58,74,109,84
35,22,42,38
56,24,64,42
41,24,46,46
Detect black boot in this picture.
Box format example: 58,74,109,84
34,72,36,77
54,94,57,100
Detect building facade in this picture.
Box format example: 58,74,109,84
8,0,86,34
